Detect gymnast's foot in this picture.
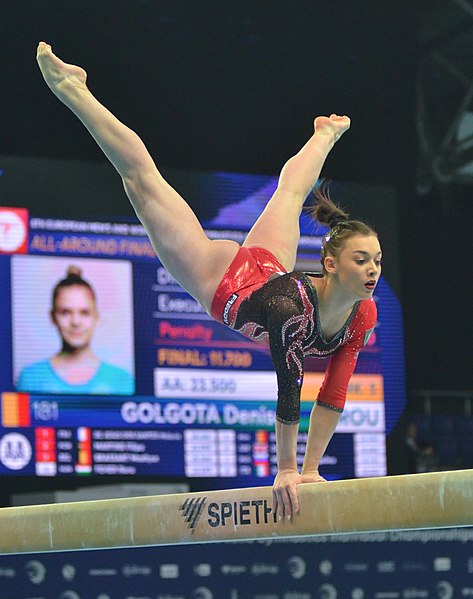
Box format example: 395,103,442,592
314,114,351,144
36,41,88,99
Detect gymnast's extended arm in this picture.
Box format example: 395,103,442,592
265,296,324,520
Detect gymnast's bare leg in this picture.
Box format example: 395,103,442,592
36,42,239,313
37,42,349,313
243,115,350,272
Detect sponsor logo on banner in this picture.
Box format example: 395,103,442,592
435,582,454,599
24,560,46,584
251,563,279,575
434,557,452,572
401,562,426,572
221,564,247,575
352,589,366,599
193,563,211,577
317,585,338,599
88,568,117,577
402,590,429,598
377,561,396,573
287,556,306,579
319,560,333,575
344,562,369,572
61,564,76,581
122,564,152,577
159,564,179,579
0,567,15,578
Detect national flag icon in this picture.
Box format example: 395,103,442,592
1,392,31,427
254,462,270,477
253,430,269,477
255,430,269,444
75,426,92,474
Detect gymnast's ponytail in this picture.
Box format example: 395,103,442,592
309,181,377,274
309,181,349,228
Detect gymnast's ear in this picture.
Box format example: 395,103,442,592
324,255,337,275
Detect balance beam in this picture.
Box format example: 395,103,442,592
1,469,472,555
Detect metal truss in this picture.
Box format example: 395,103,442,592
418,0,473,191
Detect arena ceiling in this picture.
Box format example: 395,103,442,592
2,1,473,191
3,1,418,186
418,0,473,189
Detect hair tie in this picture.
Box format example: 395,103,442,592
330,216,349,229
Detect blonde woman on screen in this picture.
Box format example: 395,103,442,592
18,265,134,395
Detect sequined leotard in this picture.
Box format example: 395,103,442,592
211,247,377,425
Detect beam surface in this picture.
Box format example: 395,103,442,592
1,469,473,555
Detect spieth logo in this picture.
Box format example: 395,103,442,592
179,496,277,532
179,496,208,533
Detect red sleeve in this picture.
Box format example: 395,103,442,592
316,299,377,412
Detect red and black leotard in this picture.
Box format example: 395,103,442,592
211,247,377,424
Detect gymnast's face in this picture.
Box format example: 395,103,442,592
51,285,98,350
326,234,382,299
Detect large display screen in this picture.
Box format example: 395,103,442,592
0,172,405,487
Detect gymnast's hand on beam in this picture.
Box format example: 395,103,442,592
272,469,325,521
36,41,88,99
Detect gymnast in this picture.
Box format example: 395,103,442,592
36,42,382,521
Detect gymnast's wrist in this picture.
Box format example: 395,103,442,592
277,459,298,473
301,466,320,476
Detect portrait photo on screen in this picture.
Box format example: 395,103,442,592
12,255,135,395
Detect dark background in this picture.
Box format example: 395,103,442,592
1,2,471,402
